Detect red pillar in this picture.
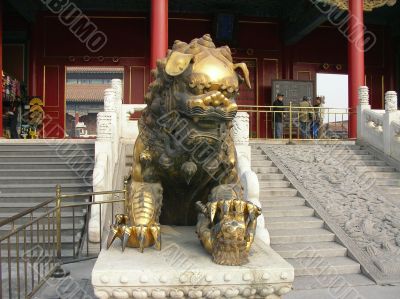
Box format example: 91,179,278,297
0,0,3,138
150,0,168,70
348,0,365,139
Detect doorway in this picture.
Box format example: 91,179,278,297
317,73,348,119
317,73,349,137
65,66,124,138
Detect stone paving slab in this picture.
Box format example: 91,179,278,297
283,285,400,299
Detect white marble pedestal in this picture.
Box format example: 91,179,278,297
92,226,294,299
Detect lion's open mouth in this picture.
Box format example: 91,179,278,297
184,90,238,121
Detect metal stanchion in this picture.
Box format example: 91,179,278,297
52,184,70,278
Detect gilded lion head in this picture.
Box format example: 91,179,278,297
145,34,251,129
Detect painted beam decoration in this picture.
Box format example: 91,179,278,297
319,0,397,11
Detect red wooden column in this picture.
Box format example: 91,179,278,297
150,0,168,70
348,0,365,138
0,0,3,138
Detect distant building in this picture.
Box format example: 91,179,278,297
65,67,124,138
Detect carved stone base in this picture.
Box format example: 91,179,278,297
92,226,293,299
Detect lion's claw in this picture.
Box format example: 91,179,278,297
107,214,161,252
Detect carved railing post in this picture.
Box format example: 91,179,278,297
104,88,119,164
357,86,370,141
90,88,118,244
232,112,250,146
383,91,399,155
112,79,123,136
96,112,112,142
385,91,398,113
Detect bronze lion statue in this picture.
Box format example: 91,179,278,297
107,34,261,265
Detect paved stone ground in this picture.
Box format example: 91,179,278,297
284,285,400,299
33,259,400,299
33,259,95,299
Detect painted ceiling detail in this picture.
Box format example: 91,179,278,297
319,0,397,11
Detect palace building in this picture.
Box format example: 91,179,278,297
0,0,399,138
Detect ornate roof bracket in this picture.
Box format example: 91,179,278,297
318,0,397,11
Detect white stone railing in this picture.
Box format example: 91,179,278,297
233,112,270,245
391,121,400,159
362,109,385,151
88,79,146,243
358,86,400,161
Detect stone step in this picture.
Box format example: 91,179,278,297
0,183,92,193
0,221,85,233
259,181,291,188
0,169,94,177
251,150,263,155
338,154,375,160
355,165,396,172
253,166,280,174
0,210,85,221
272,242,347,258
269,228,335,244
0,162,94,170
292,273,375,290
257,173,285,180
0,192,90,203
329,149,369,155
266,216,323,229
251,160,273,167
0,201,89,212
0,155,94,163
264,206,314,218
251,155,269,161
0,144,94,151
328,145,361,150
261,197,305,207
287,256,361,276
0,233,81,244
375,179,400,186
371,172,400,179
381,186,400,194
350,160,387,166
0,177,92,185
0,149,95,157
260,187,298,197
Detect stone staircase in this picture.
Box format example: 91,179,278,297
349,147,400,205
0,142,95,258
251,145,375,289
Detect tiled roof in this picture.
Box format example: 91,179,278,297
66,84,108,102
